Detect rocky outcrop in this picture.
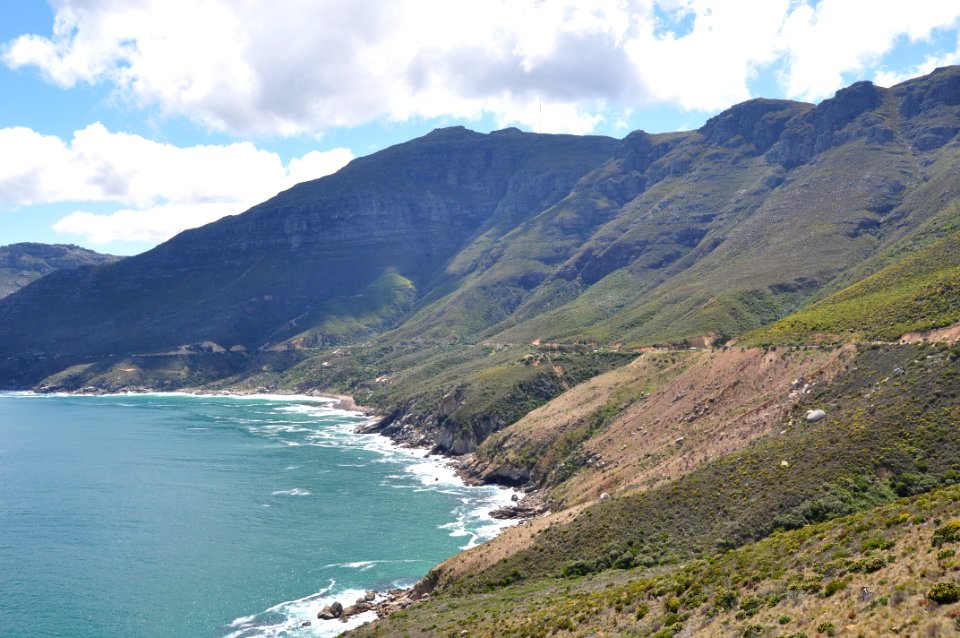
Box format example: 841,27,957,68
317,601,343,620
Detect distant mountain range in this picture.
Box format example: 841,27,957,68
2,66,959,394
0,243,121,299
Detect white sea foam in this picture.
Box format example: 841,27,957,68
223,583,375,638
322,559,425,570
271,488,311,497
157,391,521,635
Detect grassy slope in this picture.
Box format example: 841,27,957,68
352,485,960,638
346,342,960,637
454,343,960,590
745,228,960,345
469,346,853,507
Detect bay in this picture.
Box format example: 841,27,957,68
0,392,515,637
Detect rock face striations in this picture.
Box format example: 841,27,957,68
2,66,960,392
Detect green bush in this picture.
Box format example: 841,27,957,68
816,621,836,636
850,554,886,573
562,561,592,578
742,625,764,638
714,588,738,611
927,582,960,604
932,521,960,546
778,614,792,624
823,578,848,597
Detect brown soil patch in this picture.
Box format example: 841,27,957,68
555,346,855,505
900,320,960,344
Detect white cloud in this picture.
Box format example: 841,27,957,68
776,0,960,102
52,202,240,244
3,1,960,133
874,41,960,88
0,123,353,244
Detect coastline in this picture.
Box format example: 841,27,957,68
6,388,523,637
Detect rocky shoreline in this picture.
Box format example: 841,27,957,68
304,587,429,628
32,384,544,632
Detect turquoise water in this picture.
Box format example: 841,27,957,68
0,393,515,637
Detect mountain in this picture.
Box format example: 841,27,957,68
0,128,617,387
1,66,960,431
3,66,960,638
0,243,121,299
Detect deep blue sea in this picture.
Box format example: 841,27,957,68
0,392,516,638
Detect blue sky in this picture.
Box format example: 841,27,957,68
1,1,959,256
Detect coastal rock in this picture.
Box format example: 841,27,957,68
317,601,343,620
340,602,374,620
437,388,463,419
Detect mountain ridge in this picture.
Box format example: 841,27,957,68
1,67,959,461
0,242,121,300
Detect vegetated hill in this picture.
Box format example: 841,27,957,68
351,483,960,637
2,66,960,458
454,343,960,590
348,341,960,635
0,128,618,387
744,227,960,345
0,243,121,299
466,345,854,505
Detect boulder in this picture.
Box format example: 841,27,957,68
341,603,373,619
805,409,827,423
317,601,344,620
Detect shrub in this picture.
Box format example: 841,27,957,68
823,578,848,597
938,549,956,560
742,625,764,637
932,521,960,546
740,595,764,616
778,614,792,624
563,561,592,578
927,582,960,604
816,621,836,636
715,588,738,611
850,554,887,573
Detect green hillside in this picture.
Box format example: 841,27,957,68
349,341,960,635
354,483,960,637
746,228,960,344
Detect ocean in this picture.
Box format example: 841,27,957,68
0,392,516,637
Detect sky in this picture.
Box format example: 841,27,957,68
1,1,959,256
